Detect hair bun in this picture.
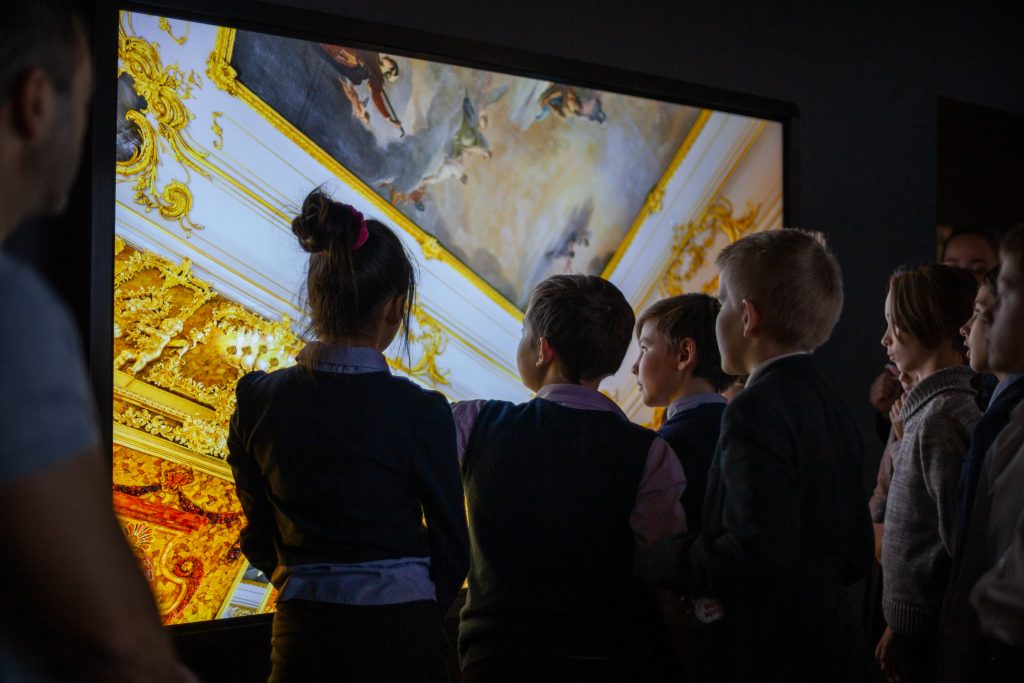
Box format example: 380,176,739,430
291,188,361,254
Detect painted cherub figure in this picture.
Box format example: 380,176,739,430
115,317,185,374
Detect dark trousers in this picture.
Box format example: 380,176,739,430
269,599,446,683
886,633,935,683
461,654,632,683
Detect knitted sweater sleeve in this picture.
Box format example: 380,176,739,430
915,411,972,557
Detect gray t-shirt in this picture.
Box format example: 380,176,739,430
0,249,100,681
0,250,99,480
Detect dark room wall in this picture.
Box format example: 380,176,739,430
264,0,1024,468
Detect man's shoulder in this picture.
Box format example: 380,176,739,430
0,253,99,482
0,252,75,336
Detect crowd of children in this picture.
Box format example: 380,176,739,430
226,188,1024,683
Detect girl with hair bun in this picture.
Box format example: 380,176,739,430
227,188,469,682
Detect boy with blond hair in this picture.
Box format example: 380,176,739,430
633,293,735,532
650,230,874,682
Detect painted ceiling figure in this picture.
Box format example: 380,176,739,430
545,199,594,273
381,181,427,212
320,44,404,135
449,96,493,160
537,83,607,124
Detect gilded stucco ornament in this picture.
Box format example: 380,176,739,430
117,16,207,235
157,17,189,45
388,306,451,387
113,243,302,462
661,197,761,297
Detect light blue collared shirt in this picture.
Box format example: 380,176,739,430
277,343,437,607
990,373,1024,409
666,392,727,421
296,342,391,374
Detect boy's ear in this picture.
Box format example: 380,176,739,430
537,336,557,367
741,298,761,337
675,338,698,372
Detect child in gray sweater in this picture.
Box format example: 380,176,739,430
877,264,980,683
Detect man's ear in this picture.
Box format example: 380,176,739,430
676,338,698,372
11,68,56,142
537,336,557,368
741,298,761,338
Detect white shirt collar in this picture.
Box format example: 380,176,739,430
745,351,811,386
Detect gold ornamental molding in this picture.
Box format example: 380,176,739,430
114,237,454,474
660,197,761,298
157,17,189,46
389,306,450,387
210,111,225,150
206,27,526,321
117,14,207,235
114,423,231,479
114,238,303,468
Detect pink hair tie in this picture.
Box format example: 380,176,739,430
349,206,369,249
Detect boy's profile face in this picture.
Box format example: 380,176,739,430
631,319,683,407
715,269,748,375
987,253,1024,373
960,285,995,374
881,290,928,375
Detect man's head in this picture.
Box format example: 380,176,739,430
518,274,634,391
941,227,1000,281
714,229,844,375
632,294,734,406
986,224,1024,373
0,1,91,241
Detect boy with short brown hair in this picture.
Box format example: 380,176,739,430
633,293,734,531
651,229,874,682
454,274,686,682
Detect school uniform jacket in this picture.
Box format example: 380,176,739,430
649,354,874,682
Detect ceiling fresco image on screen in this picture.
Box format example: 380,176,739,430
229,30,703,308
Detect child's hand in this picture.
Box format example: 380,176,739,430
875,626,906,683
889,398,904,441
870,371,901,414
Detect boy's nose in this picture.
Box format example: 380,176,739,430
630,360,638,375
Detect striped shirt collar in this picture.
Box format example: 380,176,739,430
296,342,390,374
535,384,626,418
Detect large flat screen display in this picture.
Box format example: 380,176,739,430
109,9,785,623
